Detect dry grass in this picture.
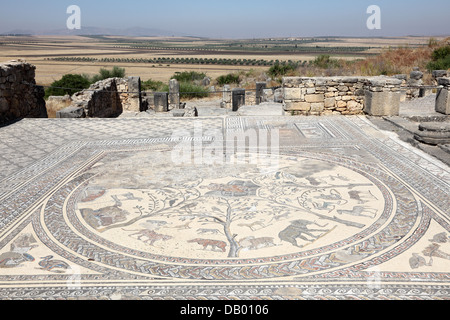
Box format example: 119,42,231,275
345,37,450,83
1,35,448,86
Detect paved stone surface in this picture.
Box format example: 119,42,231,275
0,115,449,300
399,94,443,118
237,102,285,116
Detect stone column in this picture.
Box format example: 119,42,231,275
154,92,169,112
256,82,267,105
414,122,450,145
232,88,246,111
221,85,231,109
436,77,450,115
128,76,142,112
407,69,423,99
169,79,180,110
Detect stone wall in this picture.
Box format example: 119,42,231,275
282,76,402,116
0,60,47,124
57,77,142,118
116,77,142,112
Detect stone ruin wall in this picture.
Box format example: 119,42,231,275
1,60,447,121
0,60,47,124
394,69,448,101
282,76,403,116
56,77,142,118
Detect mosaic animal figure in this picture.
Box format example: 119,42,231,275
278,220,330,247
409,253,432,269
124,229,173,246
337,206,378,218
239,236,276,250
11,234,38,250
197,228,224,236
429,232,448,243
140,220,169,231
0,252,34,268
300,189,347,213
81,189,106,203
188,238,227,252
173,221,193,230
205,181,258,197
423,243,450,262
270,211,291,223
348,190,377,204
38,256,70,272
305,177,323,186
237,220,266,231
317,189,342,201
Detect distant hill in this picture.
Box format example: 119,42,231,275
1,26,186,37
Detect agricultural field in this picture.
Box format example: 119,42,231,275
0,35,444,86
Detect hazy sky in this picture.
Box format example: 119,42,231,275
1,0,449,38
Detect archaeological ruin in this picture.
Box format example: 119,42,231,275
0,58,449,301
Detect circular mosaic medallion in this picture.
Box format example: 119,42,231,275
43,148,420,279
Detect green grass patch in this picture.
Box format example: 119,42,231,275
216,73,240,86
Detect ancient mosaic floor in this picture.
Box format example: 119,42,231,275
0,116,449,300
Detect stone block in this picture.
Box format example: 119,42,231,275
437,77,450,86
127,76,142,112
305,94,324,103
341,77,359,83
410,70,423,80
56,106,85,118
154,92,169,112
347,100,362,111
46,95,72,113
232,88,246,111
311,103,325,113
284,101,311,112
274,88,284,103
324,98,335,108
435,87,450,115
172,109,186,117
255,82,266,105
282,77,303,88
202,77,211,86
6,74,16,83
364,90,401,116
283,88,301,100
0,97,9,112
336,100,347,108
432,70,448,79
184,105,198,117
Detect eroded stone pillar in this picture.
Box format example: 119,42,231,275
169,79,180,110
256,82,267,105
128,76,142,112
232,88,245,111
221,85,231,109
154,92,169,112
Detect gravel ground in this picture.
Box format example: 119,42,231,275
399,94,438,116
